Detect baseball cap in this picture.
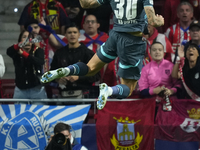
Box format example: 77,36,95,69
189,20,200,30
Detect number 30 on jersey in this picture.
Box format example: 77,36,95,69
114,0,137,20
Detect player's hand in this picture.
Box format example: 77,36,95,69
156,14,164,26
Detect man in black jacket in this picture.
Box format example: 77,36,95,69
50,23,100,98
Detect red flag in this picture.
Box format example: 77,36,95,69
96,99,155,150
155,99,200,142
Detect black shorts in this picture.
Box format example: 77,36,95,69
96,30,146,80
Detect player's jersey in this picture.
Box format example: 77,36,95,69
97,0,153,32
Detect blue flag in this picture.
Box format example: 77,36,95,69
0,104,90,150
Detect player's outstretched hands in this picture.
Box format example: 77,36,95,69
156,14,164,27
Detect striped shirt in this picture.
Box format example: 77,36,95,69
165,23,191,52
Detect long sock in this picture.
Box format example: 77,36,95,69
110,84,130,99
65,62,89,76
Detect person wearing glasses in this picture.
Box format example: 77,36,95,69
80,14,117,87
81,14,108,51
50,14,117,87
48,122,88,150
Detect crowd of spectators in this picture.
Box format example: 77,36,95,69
1,0,200,102
165,1,193,52
0,0,200,149
50,23,100,98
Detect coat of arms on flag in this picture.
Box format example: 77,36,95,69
0,104,90,150
111,117,143,150
96,99,155,150
155,99,200,142
180,108,200,133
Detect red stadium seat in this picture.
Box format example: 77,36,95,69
0,79,15,98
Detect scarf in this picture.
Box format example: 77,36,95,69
172,23,191,51
31,0,60,31
84,32,104,51
179,60,200,101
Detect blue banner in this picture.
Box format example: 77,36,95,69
0,104,90,150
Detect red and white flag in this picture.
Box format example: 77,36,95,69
96,99,155,150
155,99,200,142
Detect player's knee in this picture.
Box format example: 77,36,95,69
87,62,104,76
88,66,98,76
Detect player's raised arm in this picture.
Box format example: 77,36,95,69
79,0,101,9
144,6,164,27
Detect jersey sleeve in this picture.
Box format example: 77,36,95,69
143,0,153,6
96,0,110,5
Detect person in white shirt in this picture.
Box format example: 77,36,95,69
0,54,5,78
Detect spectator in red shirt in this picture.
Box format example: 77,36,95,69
165,2,193,53
163,0,200,32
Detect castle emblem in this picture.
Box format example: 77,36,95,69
111,117,143,150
